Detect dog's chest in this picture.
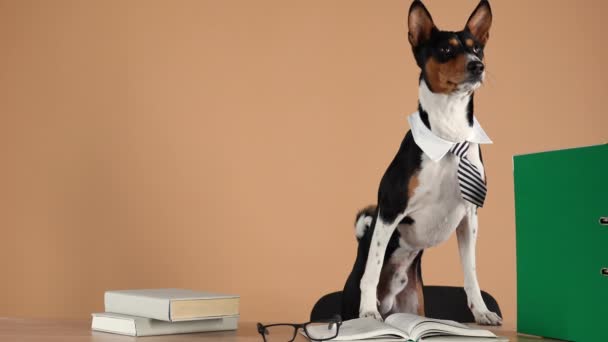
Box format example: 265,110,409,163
398,145,484,248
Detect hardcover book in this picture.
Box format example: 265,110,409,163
91,312,238,336
104,288,239,322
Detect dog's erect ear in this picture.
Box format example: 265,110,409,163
465,0,492,45
408,0,436,47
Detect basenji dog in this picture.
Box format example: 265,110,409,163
341,0,502,325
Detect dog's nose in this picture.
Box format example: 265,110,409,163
467,61,485,76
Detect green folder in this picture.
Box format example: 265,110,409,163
514,144,608,341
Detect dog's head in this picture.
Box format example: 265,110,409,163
408,0,492,94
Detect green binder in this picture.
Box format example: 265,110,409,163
514,144,608,341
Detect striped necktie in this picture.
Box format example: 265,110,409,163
450,142,486,207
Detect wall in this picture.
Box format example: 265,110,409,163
1,0,606,326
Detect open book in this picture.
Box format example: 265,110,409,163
304,313,506,342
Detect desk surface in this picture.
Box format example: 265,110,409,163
0,318,558,342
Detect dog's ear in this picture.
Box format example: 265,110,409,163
408,0,436,47
465,0,492,45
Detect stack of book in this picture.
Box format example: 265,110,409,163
92,288,239,337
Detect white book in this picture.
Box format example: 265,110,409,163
104,288,239,322
303,313,508,341
91,312,238,336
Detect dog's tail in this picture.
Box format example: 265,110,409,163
354,205,377,241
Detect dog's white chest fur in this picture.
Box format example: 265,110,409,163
398,144,484,249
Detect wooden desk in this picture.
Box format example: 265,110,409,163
0,318,558,342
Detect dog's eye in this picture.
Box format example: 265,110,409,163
439,46,452,55
472,45,481,54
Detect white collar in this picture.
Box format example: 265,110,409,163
408,111,492,162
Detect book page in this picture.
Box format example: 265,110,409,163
421,336,509,342
385,313,495,340
303,318,409,341
411,321,495,340
385,313,430,334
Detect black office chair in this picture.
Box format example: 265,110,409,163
310,286,502,323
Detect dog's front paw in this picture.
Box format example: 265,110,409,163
359,309,383,321
473,309,502,326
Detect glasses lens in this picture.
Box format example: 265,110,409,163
260,325,297,341
305,321,339,340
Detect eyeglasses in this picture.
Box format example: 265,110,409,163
256,315,342,342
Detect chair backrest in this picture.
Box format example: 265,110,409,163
422,285,502,322
310,291,343,321
310,286,501,323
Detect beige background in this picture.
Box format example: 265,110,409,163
1,0,606,326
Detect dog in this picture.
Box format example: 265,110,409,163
341,0,502,325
